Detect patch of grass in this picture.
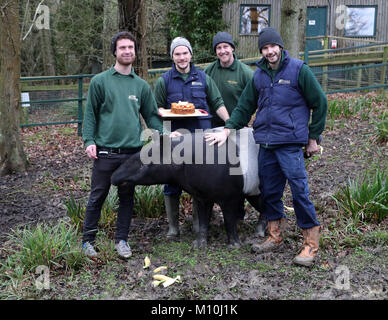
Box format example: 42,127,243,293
332,169,388,223
0,219,88,299
207,247,252,269
321,216,366,250
64,188,119,236
327,95,376,122
252,262,275,273
362,229,388,246
71,168,91,192
373,116,388,144
133,185,166,219
64,184,167,234
3,219,86,272
64,193,85,231
151,241,198,268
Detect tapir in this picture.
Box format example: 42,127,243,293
111,127,266,248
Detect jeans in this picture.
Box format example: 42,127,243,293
82,153,135,244
258,145,320,229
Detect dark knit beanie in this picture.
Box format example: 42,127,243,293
258,27,284,53
212,32,235,52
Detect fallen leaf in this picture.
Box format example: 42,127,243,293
143,256,151,269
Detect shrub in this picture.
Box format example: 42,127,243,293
65,185,167,233
2,220,87,273
133,185,166,218
332,169,388,223
373,116,388,143
64,193,85,231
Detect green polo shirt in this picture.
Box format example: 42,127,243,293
204,54,254,127
83,67,163,149
225,51,327,140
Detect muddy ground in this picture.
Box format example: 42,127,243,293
0,93,387,301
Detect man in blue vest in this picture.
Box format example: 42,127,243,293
154,37,230,239
205,27,327,267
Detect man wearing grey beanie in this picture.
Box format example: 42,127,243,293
205,27,328,267
154,36,230,239
205,31,254,128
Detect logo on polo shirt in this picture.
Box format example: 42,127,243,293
227,80,238,85
128,95,138,102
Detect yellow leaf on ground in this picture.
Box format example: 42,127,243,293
143,256,151,269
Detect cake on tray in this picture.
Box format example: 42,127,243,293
171,101,195,114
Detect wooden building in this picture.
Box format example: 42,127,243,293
222,0,388,58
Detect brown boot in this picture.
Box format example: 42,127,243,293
293,225,321,267
251,218,285,253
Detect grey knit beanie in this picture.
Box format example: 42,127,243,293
212,32,235,52
258,27,284,53
170,37,193,57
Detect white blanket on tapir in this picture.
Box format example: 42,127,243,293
213,127,260,196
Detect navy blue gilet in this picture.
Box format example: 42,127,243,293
252,50,310,146
162,63,212,132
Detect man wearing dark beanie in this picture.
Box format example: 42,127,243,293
205,27,328,267
204,31,254,128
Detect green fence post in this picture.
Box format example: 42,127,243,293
304,45,309,65
322,37,328,92
78,77,83,136
357,67,363,88
380,46,388,95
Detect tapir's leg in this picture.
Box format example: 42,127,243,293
246,195,267,237
192,199,213,249
219,200,242,248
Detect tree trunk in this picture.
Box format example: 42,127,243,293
40,29,56,75
0,0,27,175
280,0,306,59
118,0,148,79
298,0,307,54
102,0,118,70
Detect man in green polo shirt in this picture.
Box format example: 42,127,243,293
204,32,254,128
82,31,167,259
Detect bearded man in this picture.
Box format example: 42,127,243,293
205,27,328,267
82,31,167,259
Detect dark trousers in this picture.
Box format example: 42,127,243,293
258,145,320,229
82,153,135,244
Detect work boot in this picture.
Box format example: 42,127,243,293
164,195,180,239
293,225,321,267
251,218,285,253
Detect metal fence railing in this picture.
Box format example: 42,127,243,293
20,75,93,136
20,42,387,135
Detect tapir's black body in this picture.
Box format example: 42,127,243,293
111,130,264,247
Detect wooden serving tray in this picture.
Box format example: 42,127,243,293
158,108,208,118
